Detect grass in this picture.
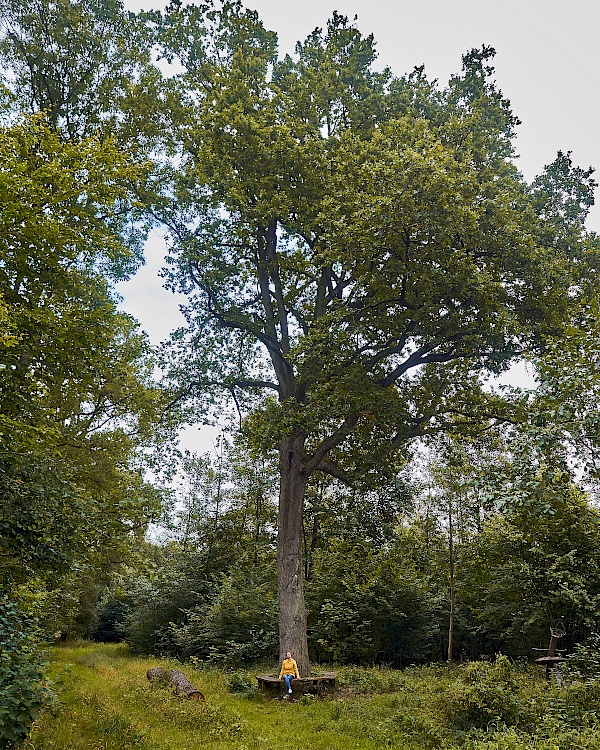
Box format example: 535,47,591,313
26,643,600,750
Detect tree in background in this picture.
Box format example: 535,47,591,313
0,0,179,630
117,438,279,659
301,471,413,581
155,1,600,673
0,3,174,738
307,537,436,666
0,108,168,750
462,463,600,655
0,113,165,625
458,319,600,654
0,0,172,151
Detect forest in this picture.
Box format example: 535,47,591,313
4,0,600,748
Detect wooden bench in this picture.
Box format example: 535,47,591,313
256,673,337,696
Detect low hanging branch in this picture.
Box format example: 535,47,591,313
146,667,205,702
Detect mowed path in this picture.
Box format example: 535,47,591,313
30,643,406,750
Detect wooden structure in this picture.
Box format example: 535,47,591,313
256,672,337,696
147,667,205,701
534,620,567,685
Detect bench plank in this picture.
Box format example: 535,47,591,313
256,673,337,695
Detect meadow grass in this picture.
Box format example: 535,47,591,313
27,643,600,750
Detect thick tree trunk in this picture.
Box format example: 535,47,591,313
278,434,310,677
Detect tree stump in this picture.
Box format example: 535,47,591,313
146,667,204,701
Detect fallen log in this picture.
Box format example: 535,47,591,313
146,667,204,701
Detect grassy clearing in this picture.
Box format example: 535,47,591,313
27,643,600,750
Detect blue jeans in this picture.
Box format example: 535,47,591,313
282,674,294,692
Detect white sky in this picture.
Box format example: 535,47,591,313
118,0,595,445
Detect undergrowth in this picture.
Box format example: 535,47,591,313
26,643,600,750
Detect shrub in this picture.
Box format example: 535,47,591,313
171,562,278,664
0,599,53,748
337,664,401,694
307,539,436,665
227,671,255,695
443,656,541,730
565,633,600,681
91,594,130,643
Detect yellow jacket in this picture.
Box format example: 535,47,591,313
279,658,299,679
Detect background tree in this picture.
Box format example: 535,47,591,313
112,439,278,659
462,463,600,655
0,0,173,151
416,434,508,661
0,5,177,743
0,114,166,629
0,0,182,630
0,104,169,749
301,472,412,581
306,537,435,666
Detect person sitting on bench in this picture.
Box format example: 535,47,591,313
279,651,300,695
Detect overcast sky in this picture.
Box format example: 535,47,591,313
118,0,595,445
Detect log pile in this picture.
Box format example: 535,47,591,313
146,667,204,701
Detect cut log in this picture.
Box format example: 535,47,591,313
146,667,204,701
146,667,165,682
167,669,204,701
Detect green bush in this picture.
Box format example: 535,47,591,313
171,561,278,664
307,539,436,665
91,594,130,643
0,599,53,748
546,680,600,726
565,633,600,681
120,547,277,663
443,656,541,730
122,550,215,655
227,671,255,695
337,664,401,693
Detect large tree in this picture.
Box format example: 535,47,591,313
156,4,600,674
0,114,164,595
0,0,170,148
0,0,176,604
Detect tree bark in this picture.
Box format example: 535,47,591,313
146,668,204,701
278,433,310,677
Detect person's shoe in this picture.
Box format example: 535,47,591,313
288,689,292,694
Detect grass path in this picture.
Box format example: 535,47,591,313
28,642,600,750
30,644,406,750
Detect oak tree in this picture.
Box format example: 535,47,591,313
155,5,600,674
